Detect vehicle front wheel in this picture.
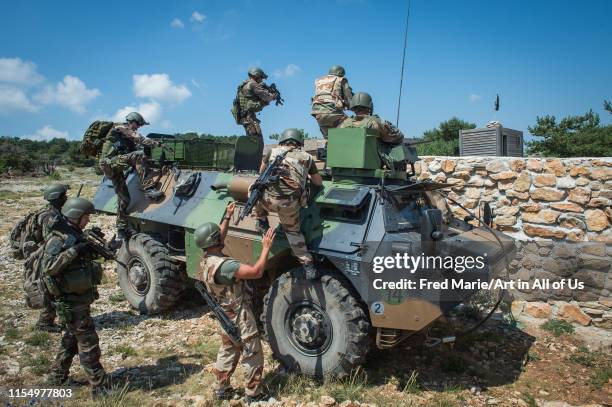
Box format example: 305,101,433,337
262,270,370,378
116,233,186,314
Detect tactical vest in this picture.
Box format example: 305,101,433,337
99,123,137,161
201,255,245,315
341,115,403,144
237,80,266,114
43,226,102,306
268,145,312,199
312,75,346,111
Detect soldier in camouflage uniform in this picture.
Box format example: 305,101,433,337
340,92,404,144
194,202,275,402
232,68,280,139
98,112,162,240
311,65,353,138
23,184,69,332
253,128,322,280
40,197,109,396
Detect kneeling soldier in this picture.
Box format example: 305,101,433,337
194,202,275,402
41,197,109,396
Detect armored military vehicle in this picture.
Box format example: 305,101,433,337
93,129,515,377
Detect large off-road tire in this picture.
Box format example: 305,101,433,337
262,270,370,378
116,233,186,314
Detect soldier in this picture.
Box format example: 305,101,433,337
232,68,280,139
24,184,69,332
194,202,275,402
311,65,353,138
340,92,404,144
253,128,322,280
40,197,109,396
98,112,163,240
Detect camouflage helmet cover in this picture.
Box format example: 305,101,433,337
125,112,149,126
61,197,95,219
349,92,373,112
43,184,68,202
248,67,268,79
328,65,346,77
194,222,222,249
278,128,303,146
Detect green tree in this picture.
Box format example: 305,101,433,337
416,117,476,156
527,104,612,157
269,129,311,141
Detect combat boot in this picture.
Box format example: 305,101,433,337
303,263,319,280
35,321,61,333
91,375,113,399
213,387,235,400
245,391,270,403
255,218,270,235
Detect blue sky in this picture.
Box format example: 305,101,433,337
1,0,610,143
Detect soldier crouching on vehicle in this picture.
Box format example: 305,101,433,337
98,112,163,241
194,202,275,402
40,197,110,397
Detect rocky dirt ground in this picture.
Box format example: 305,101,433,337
0,168,610,407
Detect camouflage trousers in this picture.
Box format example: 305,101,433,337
312,112,348,139
51,309,106,387
254,193,313,265
425,191,451,223
36,301,56,326
213,304,264,397
239,112,262,139
99,151,148,232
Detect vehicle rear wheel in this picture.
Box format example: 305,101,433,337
116,233,186,314
262,270,370,378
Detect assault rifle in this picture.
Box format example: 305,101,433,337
265,83,284,106
83,227,116,261
236,149,290,224
194,281,243,346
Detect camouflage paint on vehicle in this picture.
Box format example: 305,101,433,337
93,130,514,338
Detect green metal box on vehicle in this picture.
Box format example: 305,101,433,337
327,128,381,169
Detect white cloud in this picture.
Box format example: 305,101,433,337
24,125,68,141
469,94,481,103
132,73,191,103
170,18,184,28
0,57,44,85
273,64,301,78
191,11,206,23
0,85,38,112
113,101,162,124
34,75,100,113
191,79,201,88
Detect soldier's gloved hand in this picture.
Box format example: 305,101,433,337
74,242,91,256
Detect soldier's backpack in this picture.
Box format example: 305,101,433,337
22,244,48,309
79,120,114,158
9,212,36,259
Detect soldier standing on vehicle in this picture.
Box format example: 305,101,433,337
340,92,404,144
23,184,69,332
232,68,280,139
194,202,275,402
253,128,322,280
40,197,109,397
311,65,353,138
98,112,163,240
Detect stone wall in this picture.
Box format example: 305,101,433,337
416,156,612,329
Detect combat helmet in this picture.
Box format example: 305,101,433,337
61,197,95,220
349,92,373,112
248,67,268,80
125,112,149,126
278,128,303,146
43,184,68,203
328,65,346,77
194,222,222,249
